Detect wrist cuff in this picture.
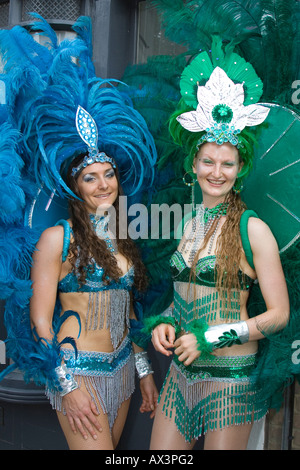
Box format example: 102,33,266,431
134,351,154,379
54,364,79,396
204,321,250,349
142,311,180,335
189,320,214,359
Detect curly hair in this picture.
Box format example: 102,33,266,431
190,169,248,299
65,154,148,293
215,191,248,294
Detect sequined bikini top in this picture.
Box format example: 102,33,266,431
55,219,134,349
170,250,254,291
56,219,134,293
58,264,134,293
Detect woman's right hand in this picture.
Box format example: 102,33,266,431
62,388,103,440
151,323,175,357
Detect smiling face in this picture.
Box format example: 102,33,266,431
76,161,119,213
193,142,242,207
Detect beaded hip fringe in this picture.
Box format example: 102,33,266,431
159,353,268,442
46,336,135,430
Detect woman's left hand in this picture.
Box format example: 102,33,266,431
174,333,200,366
139,374,159,418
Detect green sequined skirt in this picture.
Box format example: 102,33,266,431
159,353,268,442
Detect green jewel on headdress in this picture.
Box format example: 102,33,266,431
212,104,233,123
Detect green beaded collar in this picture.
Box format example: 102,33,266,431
202,202,228,223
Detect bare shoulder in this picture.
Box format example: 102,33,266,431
35,225,65,259
247,217,278,252
39,225,64,242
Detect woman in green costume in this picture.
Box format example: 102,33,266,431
147,50,290,450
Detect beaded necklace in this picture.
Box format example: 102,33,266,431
89,213,118,253
203,202,228,223
183,202,228,264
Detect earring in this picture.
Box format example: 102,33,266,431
182,172,196,187
232,178,244,194
183,172,196,211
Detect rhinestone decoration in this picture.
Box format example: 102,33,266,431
76,105,98,150
177,67,270,145
72,105,116,176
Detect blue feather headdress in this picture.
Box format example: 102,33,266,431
1,13,156,201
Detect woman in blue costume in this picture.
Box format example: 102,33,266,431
29,101,159,449
0,16,158,450
145,49,290,450
31,140,158,449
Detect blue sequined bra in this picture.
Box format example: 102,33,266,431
58,263,135,293
56,219,134,349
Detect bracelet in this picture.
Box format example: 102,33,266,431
54,364,79,396
143,309,181,336
143,314,175,333
134,351,154,379
161,306,174,317
204,321,250,349
189,320,249,358
189,320,214,359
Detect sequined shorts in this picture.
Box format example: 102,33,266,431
46,336,135,430
159,353,268,441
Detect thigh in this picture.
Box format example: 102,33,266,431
150,391,196,451
57,408,113,450
56,378,113,450
111,397,131,449
57,383,131,450
204,422,253,450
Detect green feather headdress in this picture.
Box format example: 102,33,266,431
169,38,270,180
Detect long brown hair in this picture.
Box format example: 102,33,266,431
191,162,247,295
215,190,247,292
65,154,148,292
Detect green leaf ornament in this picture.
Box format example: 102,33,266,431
215,329,242,349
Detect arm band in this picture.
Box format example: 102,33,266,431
134,351,154,379
189,320,249,357
204,321,249,349
54,364,79,396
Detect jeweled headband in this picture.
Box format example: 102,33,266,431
72,105,116,177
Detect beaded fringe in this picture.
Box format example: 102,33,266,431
46,351,135,431
174,281,240,326
160,360,267,442
86,289,130,349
